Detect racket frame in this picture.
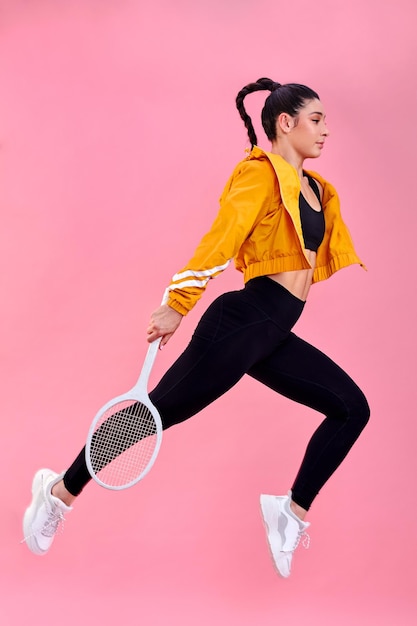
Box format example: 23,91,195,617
85,291,168,490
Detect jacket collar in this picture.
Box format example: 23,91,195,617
248,147,307,257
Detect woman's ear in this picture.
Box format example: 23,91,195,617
277,112,295,134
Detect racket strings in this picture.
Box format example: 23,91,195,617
89,399,158,487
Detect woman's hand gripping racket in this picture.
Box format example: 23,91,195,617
85,292,168,490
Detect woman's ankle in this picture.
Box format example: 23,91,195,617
51,479,77,507
290,499,307,522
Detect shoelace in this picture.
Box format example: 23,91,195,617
21,474,66,545
41,507,65,538
295,529,310,551
21,506,65,545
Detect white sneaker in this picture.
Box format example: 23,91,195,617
22,468,72,555
260,492,310,578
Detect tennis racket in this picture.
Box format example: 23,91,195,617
85,291,168,490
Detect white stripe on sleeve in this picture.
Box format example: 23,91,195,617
171,260,231,283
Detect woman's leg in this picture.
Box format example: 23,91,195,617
249,333,370,511
253,332,369,577
25,288,284,554
63,287,297,497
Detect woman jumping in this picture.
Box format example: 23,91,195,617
23,77,370,578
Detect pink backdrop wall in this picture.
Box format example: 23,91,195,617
1,1,416,624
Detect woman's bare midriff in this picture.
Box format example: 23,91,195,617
267,249,317,302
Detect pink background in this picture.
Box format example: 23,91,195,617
1,1,416,624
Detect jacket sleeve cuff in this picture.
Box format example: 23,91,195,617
167,297,190,316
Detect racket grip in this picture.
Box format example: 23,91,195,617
136,289,169,390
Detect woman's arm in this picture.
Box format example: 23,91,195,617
166,158,276,316
146,158,275,345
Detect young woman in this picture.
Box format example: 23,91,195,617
23,77,370,578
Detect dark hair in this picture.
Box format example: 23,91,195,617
236,77,320,148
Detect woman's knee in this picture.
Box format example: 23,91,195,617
346,385,370,432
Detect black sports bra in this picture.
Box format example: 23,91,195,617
299,174,325,252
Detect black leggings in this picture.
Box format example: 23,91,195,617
64,277,370,510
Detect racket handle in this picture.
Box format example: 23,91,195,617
139,336,161,387
135,288,170,390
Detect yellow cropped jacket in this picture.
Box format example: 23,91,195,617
167,146,364,315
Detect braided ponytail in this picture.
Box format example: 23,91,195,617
236,77,319,148
236,77,281,148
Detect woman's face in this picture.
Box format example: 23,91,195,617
280,98,329,159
